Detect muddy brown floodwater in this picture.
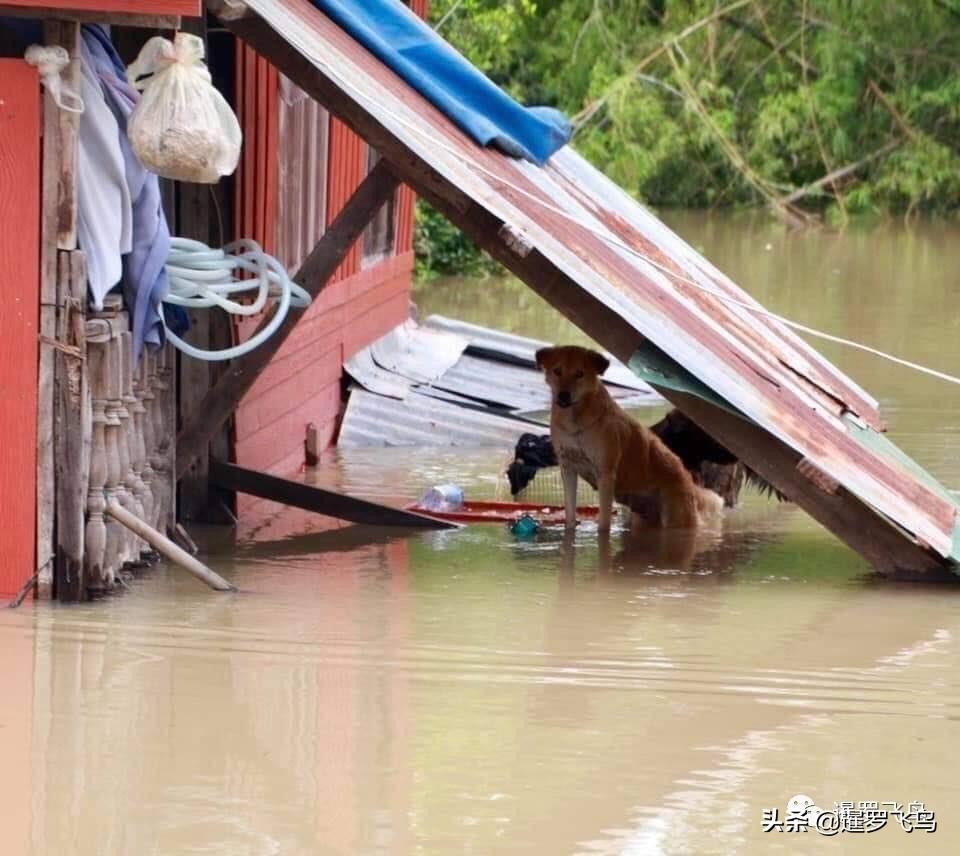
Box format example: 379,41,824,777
3,213,960,855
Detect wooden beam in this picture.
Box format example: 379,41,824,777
53,250,90,601
175,160,400,478
668,392,951,579
209,460,459,529
0,5,185,27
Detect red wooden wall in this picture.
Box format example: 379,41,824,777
0,0,201,14
0,62,40,597
236,44,280,256
230,4,427,490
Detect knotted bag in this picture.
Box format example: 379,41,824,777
127,32,241,183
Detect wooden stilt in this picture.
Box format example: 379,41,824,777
52,250,89,602
37,20,81,596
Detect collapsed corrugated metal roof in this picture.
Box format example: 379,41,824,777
422,315,653,391
339,388,541,448
215,0,960,576
342,317,661,444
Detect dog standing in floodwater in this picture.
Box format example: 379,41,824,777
535,345,724,532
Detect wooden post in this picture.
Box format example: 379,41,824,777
84,319,111,592
176,160,401,477
53,250,90,601
37,20,81,595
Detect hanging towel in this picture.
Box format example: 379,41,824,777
77,48,133,310
310,0,571,165
81,25,177,361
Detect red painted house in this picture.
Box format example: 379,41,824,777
0,0,427,598
232,28,423,491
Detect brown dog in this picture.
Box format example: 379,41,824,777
535,345,723,532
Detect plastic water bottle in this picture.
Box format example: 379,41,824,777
418,484,465,512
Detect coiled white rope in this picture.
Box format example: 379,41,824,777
162,237,311,361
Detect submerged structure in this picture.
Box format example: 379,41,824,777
1,0,958,602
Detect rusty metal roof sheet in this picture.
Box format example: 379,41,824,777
225,0,960,569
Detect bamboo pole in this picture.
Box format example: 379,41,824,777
104,502,236,592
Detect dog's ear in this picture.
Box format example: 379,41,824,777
535,347,558,371
588,349,610,376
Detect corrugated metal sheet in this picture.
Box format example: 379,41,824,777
345,317,663,412
343,345,411,400
430,354,659,414
369,319,467,384
339,388,542,448
423,314,659,392
226,0,960,567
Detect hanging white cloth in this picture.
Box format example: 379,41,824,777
76,51,133,310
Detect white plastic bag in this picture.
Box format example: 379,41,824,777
126,33,242,184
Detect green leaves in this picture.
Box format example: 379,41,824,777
416,0,960,275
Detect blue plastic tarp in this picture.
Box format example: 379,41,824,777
310,0,571,165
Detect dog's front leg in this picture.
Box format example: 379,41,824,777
561,465,579,529
597,472,615,533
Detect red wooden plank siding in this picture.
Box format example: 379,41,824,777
0,0,200,14
235,42,280,254
230,7,427,494
325,117,365,281
0,62,40,596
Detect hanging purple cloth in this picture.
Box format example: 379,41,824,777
81,25,177,363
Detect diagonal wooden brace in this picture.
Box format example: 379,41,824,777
176,159,400,478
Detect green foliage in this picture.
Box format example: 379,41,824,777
414,200,500,280
416,0,960,276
